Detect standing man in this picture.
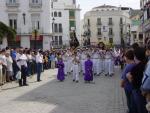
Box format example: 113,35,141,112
17,49,28,86
36,50,43,82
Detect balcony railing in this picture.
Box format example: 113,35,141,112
29,27,44,34
108,22,113,25
29,0,42,8
6,0,19,7
97,22,102,26
97,32,102,36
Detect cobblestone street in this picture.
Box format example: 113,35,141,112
0,68,127,113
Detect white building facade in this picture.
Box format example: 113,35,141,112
83,5,131,46
51,0,81,48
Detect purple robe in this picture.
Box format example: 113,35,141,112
57,61,65,81
84,59,93,81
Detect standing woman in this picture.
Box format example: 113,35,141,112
57,57,65,82
127,48,148,113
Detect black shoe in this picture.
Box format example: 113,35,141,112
73,79,75,82
23,84,29,86
19,84,23,87
76,81,79,83
37,80,42,82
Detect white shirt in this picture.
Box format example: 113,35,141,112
6,56,13,71
36,53,43,63
17,54,28,69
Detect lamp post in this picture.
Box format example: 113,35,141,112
22,13,26,25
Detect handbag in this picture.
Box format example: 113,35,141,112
16,71,21,80
141,73,150,92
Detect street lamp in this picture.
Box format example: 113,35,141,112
22,13,26,25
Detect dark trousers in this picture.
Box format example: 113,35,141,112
37,63,42,81
19,66,27,86
125,89,137,113
132,89,148,113
12,61,19,80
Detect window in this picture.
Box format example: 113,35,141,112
73,0,76,4
87,19,90,26
97,28,101,35
8,14,17,30
59,36,62,45
59,24,62,33
108,18,113,25
9,19,17,29
54,24,58,32
31,14,40,30
54,12,57,17
109,38,113,43
32,0,39,3
120,28,123,34
9,0,16,3
70,21,75,29
69,10,75,17
58,12,62,17
52,12,53,17
120,18,123,24
109,28,113,35
55,36,58,45
97,18,101,25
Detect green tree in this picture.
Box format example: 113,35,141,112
0,21,16,41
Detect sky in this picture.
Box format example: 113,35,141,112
77,0,140,19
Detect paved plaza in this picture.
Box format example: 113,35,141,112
0,68,127,113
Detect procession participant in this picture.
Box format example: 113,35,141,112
17,49,28,86
56,56,65,82
92,49,100,76
99,49,104,75
68,49,73,74
104,49,114,76
62,51,68,76
72,51,80,83
84,54,93,83
36,50,43,82
81,49,86,75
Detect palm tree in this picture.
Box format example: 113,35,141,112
0,21,16,48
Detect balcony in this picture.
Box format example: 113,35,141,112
97,32,102,36
29,27,44,34
97,22,102,26
29,0,42,8
6,0,19,7
108,22,113,26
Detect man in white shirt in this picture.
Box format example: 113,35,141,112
36,50,43,82
17,49,28,86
